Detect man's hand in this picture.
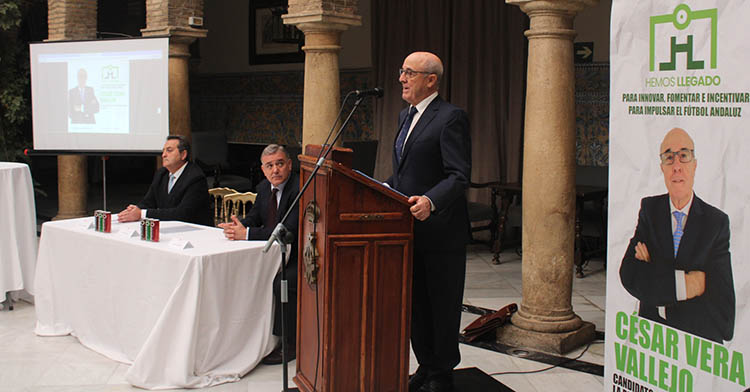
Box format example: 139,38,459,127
117,204,141,222
634,241,651,262
218,215,247,241
685,270,706,299
408,195,431,221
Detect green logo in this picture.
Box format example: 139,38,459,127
649,3,717,72
102,65,119,81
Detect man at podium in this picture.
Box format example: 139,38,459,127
117,135,211,226
386,52,472,392
219,144,300,365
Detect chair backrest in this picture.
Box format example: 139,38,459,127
208,187,238,226
223,192,258,222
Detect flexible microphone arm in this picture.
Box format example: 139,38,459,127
263,94,368,252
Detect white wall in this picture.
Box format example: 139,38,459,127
574,0,612,63
195,0,372,74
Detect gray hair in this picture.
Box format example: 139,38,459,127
261,144,291,161
424,56,444,84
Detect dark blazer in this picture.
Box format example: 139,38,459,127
385,96,472,251
619,193,735,343
68,86,99,124
138,162,211,226
241,172,300,265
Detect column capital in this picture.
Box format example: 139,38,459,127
283,14,361,31
506,0,598,14
141,27,208,57
507,0,599,40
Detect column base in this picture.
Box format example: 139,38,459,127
495,320,595,354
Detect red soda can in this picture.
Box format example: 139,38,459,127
152,219,159,242
103,211,112,233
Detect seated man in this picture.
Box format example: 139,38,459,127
118,135,211,226
219,144,300,365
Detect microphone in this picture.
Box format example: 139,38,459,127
354,87,384,98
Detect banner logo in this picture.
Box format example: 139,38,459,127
102,65,120,81
649,3,717,72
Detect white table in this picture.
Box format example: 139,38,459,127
0,162,38,305
34,218,283,389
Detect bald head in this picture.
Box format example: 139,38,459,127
660,128,695,153
659,128,697,209
399,51,443,106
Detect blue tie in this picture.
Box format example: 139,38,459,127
168,174,175,194
673,211,685,257
395,106,418,163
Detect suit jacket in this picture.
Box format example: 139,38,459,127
619,193,735,343
68,86,99,124
241,172,300,265
385,96,472,251
138,162,211,226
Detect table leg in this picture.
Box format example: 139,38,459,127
574,199,584,278
1,293,13,311
493,191,512,265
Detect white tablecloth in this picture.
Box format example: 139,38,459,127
34,218,283,389
0,162,38,302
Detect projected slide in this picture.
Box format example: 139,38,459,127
30,37,168,152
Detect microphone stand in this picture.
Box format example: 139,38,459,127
263,95,367,392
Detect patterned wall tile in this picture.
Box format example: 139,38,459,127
190,69,374,146
575,62,609,167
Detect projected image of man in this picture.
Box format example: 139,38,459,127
619,128,735,343
68,68,99,124
117,135,211,226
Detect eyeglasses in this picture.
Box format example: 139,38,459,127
398,68,433,79
262,160,287,171
659,148,695,165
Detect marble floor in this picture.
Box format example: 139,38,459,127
0,245,607,392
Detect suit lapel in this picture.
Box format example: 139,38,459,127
398,97,441,170
676,194,703,262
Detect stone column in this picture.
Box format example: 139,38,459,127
48,0,97,220
283,0,361,148
496,0,598,354
141,0,207,143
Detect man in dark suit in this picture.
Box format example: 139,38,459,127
219,144,300,365
117,135,211,226
620,128,735,343
385,52,471,392
68,68,99,124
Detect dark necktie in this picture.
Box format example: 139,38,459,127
268,188,279,224
395,106,418,163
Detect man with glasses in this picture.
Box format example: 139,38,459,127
219,144,300,363
619,128,734,343
385,52,471,392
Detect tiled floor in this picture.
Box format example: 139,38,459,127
0,245,607,392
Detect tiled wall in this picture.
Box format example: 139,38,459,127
575,62,609,167
189,69,375,146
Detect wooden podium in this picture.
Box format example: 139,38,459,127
294,146,414,392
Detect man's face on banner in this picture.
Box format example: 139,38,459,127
660,128,697,208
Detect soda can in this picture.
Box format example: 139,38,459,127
141,219,147,240
103,211,112,233
152,219,160,242
94,210,103,231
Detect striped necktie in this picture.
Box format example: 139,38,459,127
673,211,685,257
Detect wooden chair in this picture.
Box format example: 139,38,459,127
467,181,506,264
208,187,237,226
223,192,258,222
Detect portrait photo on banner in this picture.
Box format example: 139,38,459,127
606,1,750,391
